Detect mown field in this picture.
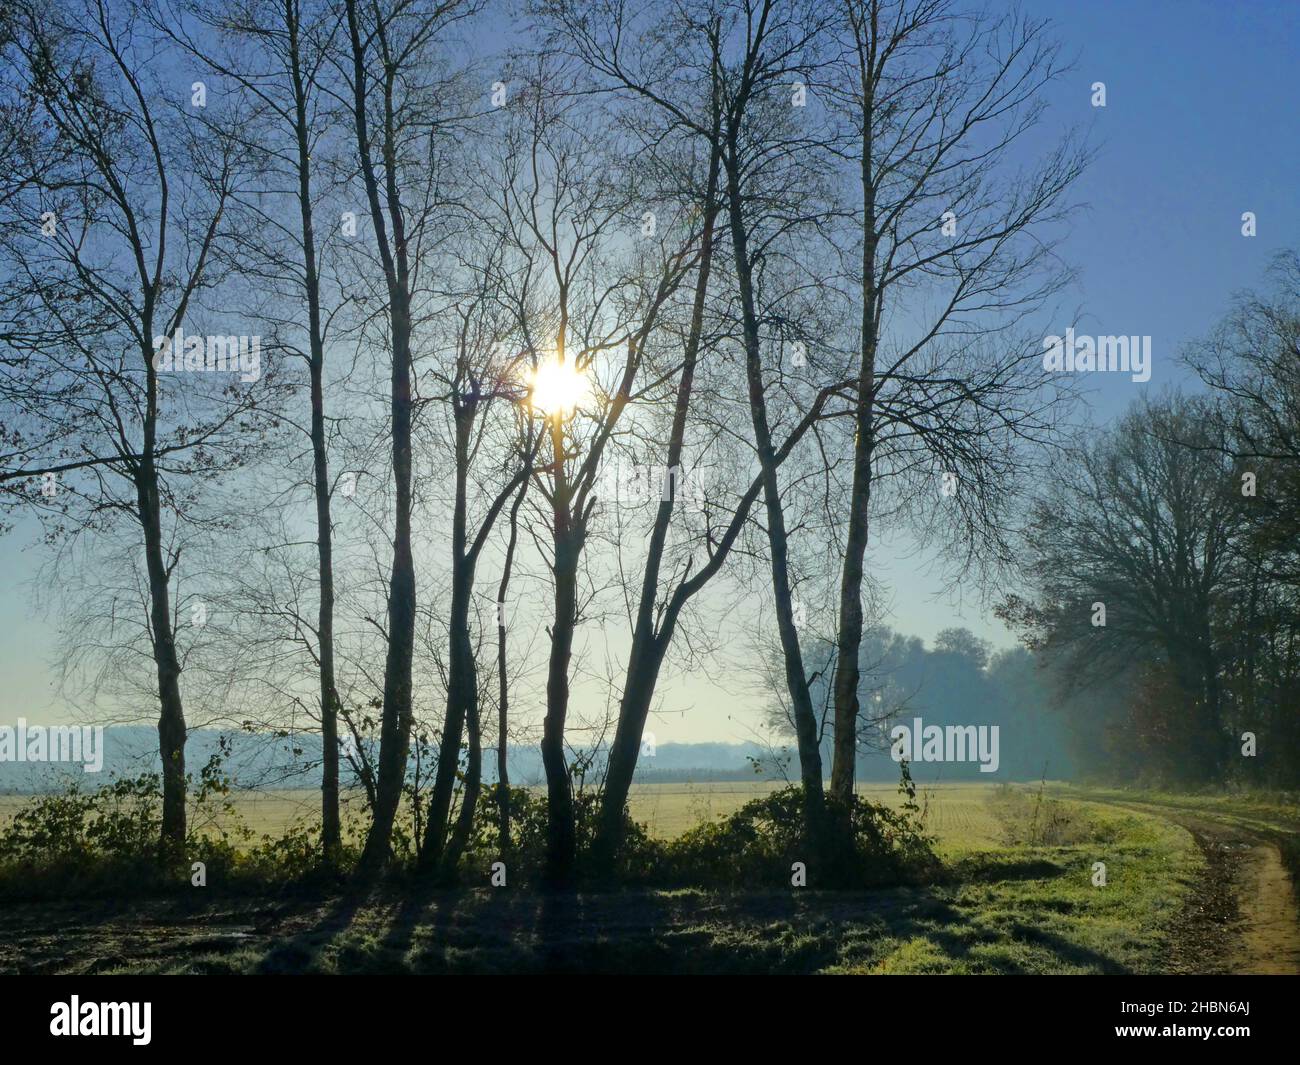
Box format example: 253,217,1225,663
0,780,1008,851
2,780,1243,975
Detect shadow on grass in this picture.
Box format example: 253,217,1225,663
243,855,1132,974
946,856,1067,883
255,891,366,974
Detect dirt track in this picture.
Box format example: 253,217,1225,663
1083,795,1300,975
1234,838,1300,973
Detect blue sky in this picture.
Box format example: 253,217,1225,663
2,0,1297,737
871,0,1300,656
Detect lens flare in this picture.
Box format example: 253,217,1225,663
528,357,586,417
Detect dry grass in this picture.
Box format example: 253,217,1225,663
1,779,1011,854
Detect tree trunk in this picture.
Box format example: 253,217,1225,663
723,153,827,850
496,482,527,854
313,371,341,862
594,640,668,872
542,494,581,888
138,325,187,861
347,0,417,877
357,297,416,874
288,11,341,862
594,142,721,871
420,559,474,871
444,665,481,877
420,403,482,873
830,100,879,807
139,461,187,861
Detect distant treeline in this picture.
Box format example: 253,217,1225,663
2,631,1081,796
1001,268,1300,790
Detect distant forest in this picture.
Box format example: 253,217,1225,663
0,625,1138,792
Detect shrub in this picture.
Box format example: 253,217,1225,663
461,784,663,885
663,786,938,888
0,775,937,896
0,755,353,897
462,783,937,889
0,773,163,896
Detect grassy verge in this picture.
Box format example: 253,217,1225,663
833,789,1200,974
1050,785,1300,887
0,787,1203,974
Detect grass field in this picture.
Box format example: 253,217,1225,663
8,781,1298,975
1,779,1231,974
0,779,1010,853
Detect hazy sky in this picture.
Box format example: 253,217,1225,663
867,0,1299,659
2,0,1296,742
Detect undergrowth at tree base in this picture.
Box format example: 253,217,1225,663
0,776,938,898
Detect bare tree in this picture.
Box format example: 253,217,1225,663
484,62,710,885
537,0,861,867
0,0,257,856
160,0,355,863
492,477,528,852
1184,251,1300,585
1001,396,1245,782
341,0,481,875
417,254,537,879
824,0,1082,805
714,0,844,852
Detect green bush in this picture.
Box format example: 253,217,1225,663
0,756,353,897
662,786,938,888
0,773,164,896
1,775,937,895
459,783,937,889
462,784,663,884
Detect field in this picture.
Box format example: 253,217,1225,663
0,780,1009,851
628,781,1011,850
2,781,1297,974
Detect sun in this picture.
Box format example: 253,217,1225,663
528,356,587,418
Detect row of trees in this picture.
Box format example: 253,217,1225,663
1004,257,1300,787
2,0,1083,884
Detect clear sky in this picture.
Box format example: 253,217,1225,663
868,0,1299,663
2,0,1297,741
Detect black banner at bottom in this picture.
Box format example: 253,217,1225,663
1,974,1293,1052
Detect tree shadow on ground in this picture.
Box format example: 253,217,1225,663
255,891,366,974
248,857,1132,974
